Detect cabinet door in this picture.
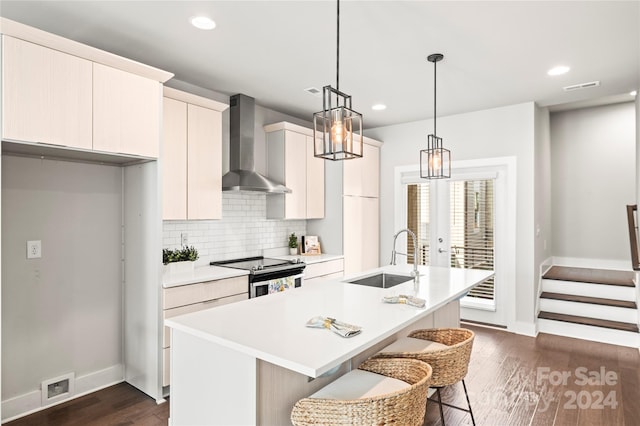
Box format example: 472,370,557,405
162,98,188,220
343,196,379,275
187,104,222,219
361,144,380,198
343,143,379,198
93,63,160,157
2,36,92,149
284,131,307,219
306,136,325,218
361,197,380,271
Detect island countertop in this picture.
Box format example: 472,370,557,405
165,264,493,378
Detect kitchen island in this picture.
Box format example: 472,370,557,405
165,264,493,425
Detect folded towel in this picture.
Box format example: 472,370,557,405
306,316,362,338
268,276,295,294
382,294,426,308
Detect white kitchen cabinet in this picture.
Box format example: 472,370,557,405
162,98,188,219
303,258,344,285
93,63,161,158
1,33,167,160
1,36,92,149
343,142,380,198
162,275,248,386
265,122,325,219
162,87,228,220
343,196,380,275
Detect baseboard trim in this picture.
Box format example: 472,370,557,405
1,364,124,423
511,320,538,337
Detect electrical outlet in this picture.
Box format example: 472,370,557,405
27,240,42,259
181,233,188,246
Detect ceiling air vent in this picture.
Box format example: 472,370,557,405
304,87,322,97
563,81,600,92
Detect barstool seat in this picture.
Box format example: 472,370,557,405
291,358,432,426
374,327,476,426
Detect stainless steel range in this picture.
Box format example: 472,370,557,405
210,256,306,298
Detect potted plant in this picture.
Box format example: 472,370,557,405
288,233,298,255
163,245,199,273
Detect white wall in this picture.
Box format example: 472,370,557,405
1,155,123,399
365,102,536,332
550,102,636,263
534,106,552,301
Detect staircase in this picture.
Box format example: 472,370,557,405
537,265,640,348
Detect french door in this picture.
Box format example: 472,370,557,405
405,171,506,326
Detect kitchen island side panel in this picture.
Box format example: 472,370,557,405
170,329,256,426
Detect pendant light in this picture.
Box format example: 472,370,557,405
313,0,363,161
420,53,451,179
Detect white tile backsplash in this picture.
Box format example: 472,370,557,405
163,192,306,265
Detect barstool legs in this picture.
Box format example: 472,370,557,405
427,380,475,426
462,379,476,426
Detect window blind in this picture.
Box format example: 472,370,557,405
450,180,495,300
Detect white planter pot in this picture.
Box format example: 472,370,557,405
165,260,195,274
289,248,298,255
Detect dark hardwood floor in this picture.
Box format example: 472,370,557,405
7,324,640,425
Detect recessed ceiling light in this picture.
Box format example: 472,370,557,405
191,16,216,30
547,65,570,76
631,90,638,97
372,104,387,111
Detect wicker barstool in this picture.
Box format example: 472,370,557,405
374,327,476,425
291,358,432,425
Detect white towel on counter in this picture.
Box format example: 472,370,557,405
268,276,295,294
382,295,426,308
306,316,362,338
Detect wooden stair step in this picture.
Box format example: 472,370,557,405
538,311,639,333
540,292,637,309
542,266,635,287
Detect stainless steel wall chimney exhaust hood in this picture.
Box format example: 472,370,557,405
222,94,291,193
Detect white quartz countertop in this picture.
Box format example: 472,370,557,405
165,264,493,377
163,265,248,288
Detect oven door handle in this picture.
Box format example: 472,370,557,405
252,273,304,287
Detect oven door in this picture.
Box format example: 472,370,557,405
250,272,304,298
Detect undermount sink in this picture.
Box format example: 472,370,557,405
345,273,414,289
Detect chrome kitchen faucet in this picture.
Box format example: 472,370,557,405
391,229,420,289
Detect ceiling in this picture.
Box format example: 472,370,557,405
1,1,638,129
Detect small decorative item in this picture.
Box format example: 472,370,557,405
163,245,199,273
303,236,321,255
288,233,298,255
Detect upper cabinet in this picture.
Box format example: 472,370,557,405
2,36,92,149
343,141,380,198
1,21,172,159
264,122,325,220
93,63,161,158
162,87,228,220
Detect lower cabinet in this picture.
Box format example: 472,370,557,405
162,276,248,386
304,258,344,285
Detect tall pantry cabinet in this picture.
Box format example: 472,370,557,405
307,137,382,275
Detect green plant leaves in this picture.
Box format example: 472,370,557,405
163,246,199,264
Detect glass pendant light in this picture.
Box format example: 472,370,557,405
420,53,451,179
313,0,363,161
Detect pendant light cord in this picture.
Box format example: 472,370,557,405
336,0,340,91
433,58,437,136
